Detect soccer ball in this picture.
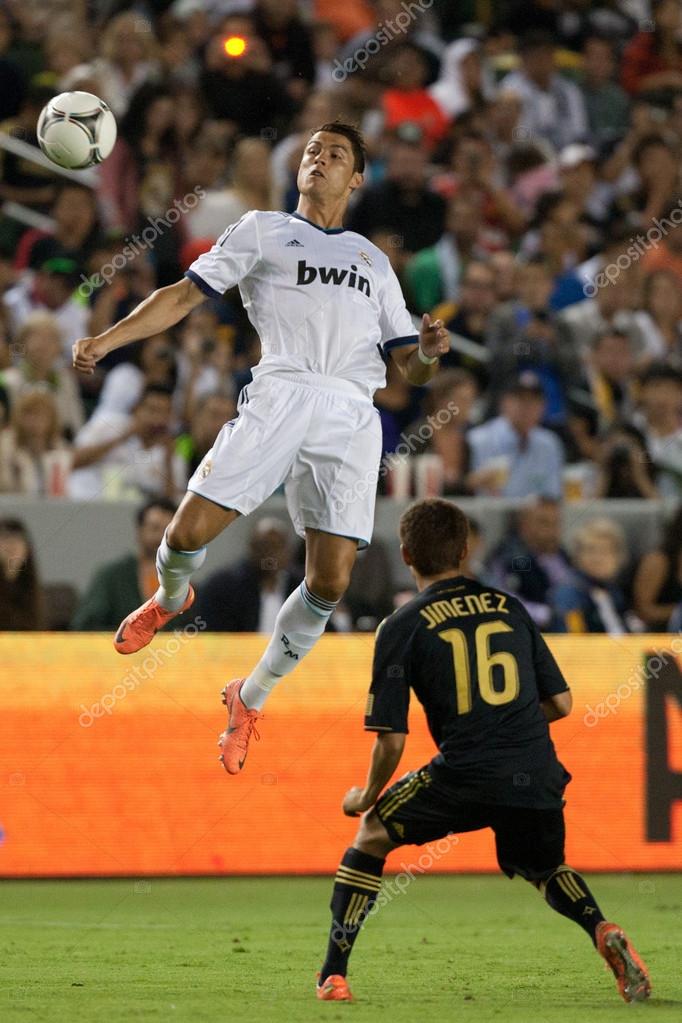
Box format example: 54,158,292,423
37,92,117,170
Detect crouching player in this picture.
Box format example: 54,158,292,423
317,499,651,1004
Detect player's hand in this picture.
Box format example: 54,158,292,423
342,786,373,817
72,336,109,375
418,314,450,360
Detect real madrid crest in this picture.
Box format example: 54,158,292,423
359,250,372,267
200,458,213,479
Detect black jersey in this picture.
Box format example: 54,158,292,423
365,576,571,809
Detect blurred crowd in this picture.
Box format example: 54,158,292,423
4,497,682,634
2,0,682,630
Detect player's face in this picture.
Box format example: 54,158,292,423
297,133,362,201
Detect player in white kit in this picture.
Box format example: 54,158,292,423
73,123,449,774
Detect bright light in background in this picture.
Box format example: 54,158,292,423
223,36,247,57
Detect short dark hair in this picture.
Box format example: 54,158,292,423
311,121,366,174
137,383,174,404
400,499,469,577
136,498,177,527
639,363,682,389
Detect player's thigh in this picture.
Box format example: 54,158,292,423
189,378,309,519
374,767,469,846
489,805,566,881
167,491,240,550
285,394,382,549
355,808,399,859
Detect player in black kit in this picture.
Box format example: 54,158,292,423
316,499,651,1005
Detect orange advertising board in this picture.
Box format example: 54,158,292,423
0,633,680,875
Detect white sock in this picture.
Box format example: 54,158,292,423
240,581,337,710
155,532,207,611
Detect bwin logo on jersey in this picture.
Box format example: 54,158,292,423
296,259,370,297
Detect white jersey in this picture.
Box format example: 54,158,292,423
185,210,418,398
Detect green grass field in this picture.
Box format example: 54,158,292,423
1,875,679,1022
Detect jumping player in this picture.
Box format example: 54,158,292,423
72,123,450,774
317,499,651,1004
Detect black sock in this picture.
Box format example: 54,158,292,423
542,866,605,944
319,847,385,982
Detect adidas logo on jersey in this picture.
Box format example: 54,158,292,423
296,259,371,297
286,238,304,246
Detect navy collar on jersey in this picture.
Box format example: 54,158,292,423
290,211,346,234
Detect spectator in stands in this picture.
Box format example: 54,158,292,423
200,15,293,137
343,537,396,629
486,498,574,627
621,0,682,96
0,517,45,629
253,0,316,100
195,517,299,632
68,384,187,501
175,392,237,479
15,183,102,273
93,11,161,117
186,137,274,241
429,38,495,122
432,132,527,242
99,84,175,235
410,368,479,496
500,30,588,152
557,143,611,226
556,263,649,364
632,505,682,630
71,499,179,631
0,312,84,438
580,34,631,152
433,261,498,380
379,44,450,153
346,134,446,255
467,373,565,499
374,359,425,462
406,195,487,314
94,333,177,418
552,518,631,633
637,268,682,365
0,391,72,496
594,423,659,499
0,84,58,209
635,364,682,497
581,329,637,431
640,196,682,285
2,252,89,360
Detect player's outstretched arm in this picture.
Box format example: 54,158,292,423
342,732,406,817
72,277,206,374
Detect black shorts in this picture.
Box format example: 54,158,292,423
374,766,565,882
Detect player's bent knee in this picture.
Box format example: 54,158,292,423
166,519,206,553
306,569,352,603
354,809,395,858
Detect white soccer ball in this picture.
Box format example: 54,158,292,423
37,91,117,170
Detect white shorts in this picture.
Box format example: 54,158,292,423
188,372,383,548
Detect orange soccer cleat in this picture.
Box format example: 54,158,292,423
113,587,195,655
218,679,262,775
316,974,353,1002
596,922,651,1003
